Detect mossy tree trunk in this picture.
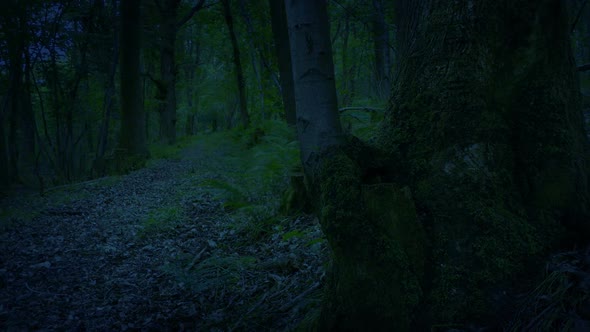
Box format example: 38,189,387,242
382,0,590,324
285,1,424,330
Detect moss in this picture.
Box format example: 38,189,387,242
314,151,424,331
414,158,563,324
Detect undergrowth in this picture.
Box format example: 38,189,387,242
197,120,300,241
148,135,201,161
138,205,184,238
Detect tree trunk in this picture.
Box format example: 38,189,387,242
269,0,296,125
7,15,24,183
97,0,119,164
118,0,148,165
285,1,423,330
222,0,249,128
157,0,178,144
371,0,389,98
0,90,9,187
339,12,356,107
184,25,199,136
382,0,590,325
21,21,36,164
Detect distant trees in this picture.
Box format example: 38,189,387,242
268,0,295,125
0,0,399,189
153,0,206,144
1,0,38,185
221,0,249,128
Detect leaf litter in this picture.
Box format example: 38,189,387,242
0,140,328,331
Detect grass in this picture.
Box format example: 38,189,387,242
195,120,300,241
138,205,184,238
148,135,201,161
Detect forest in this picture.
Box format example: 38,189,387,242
1,0,590,330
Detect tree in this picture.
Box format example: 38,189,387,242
96,0,119,170
268,0,295,125
371,0,389,97
153,0,206,144
288,0,590,330
221,0,249,128
285,0,421,330
381,0,590,326
118,0,148,162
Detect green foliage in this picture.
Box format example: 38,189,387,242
138,205,183,238
197,120,299,241
148,135,200,161
282,230,304,241
162,254,256,293
0,206,38,232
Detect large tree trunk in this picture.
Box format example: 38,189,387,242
382,0,590,325
285,1,423,330
268,0,296,125
118,0,148,165
221,0,249,128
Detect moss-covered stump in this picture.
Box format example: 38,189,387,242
314,152,424,331
280,173,313,215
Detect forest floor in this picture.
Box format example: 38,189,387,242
0,134,328,331
3,130,590,332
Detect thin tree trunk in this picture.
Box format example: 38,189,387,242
7,18,24,182
222,0,249,128
340,14,353,106
21,20,36,164
371,0,390,98
268,0,296,125
0,99,9,187
97,2,119,162
158,0,178,144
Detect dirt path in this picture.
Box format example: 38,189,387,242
0,139,327,331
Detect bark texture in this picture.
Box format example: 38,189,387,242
381,0,590,324
269,0,296,125
286,1,423,330
222,0,249,128
157,0,179,144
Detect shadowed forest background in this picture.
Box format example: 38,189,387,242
1,0,590,330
